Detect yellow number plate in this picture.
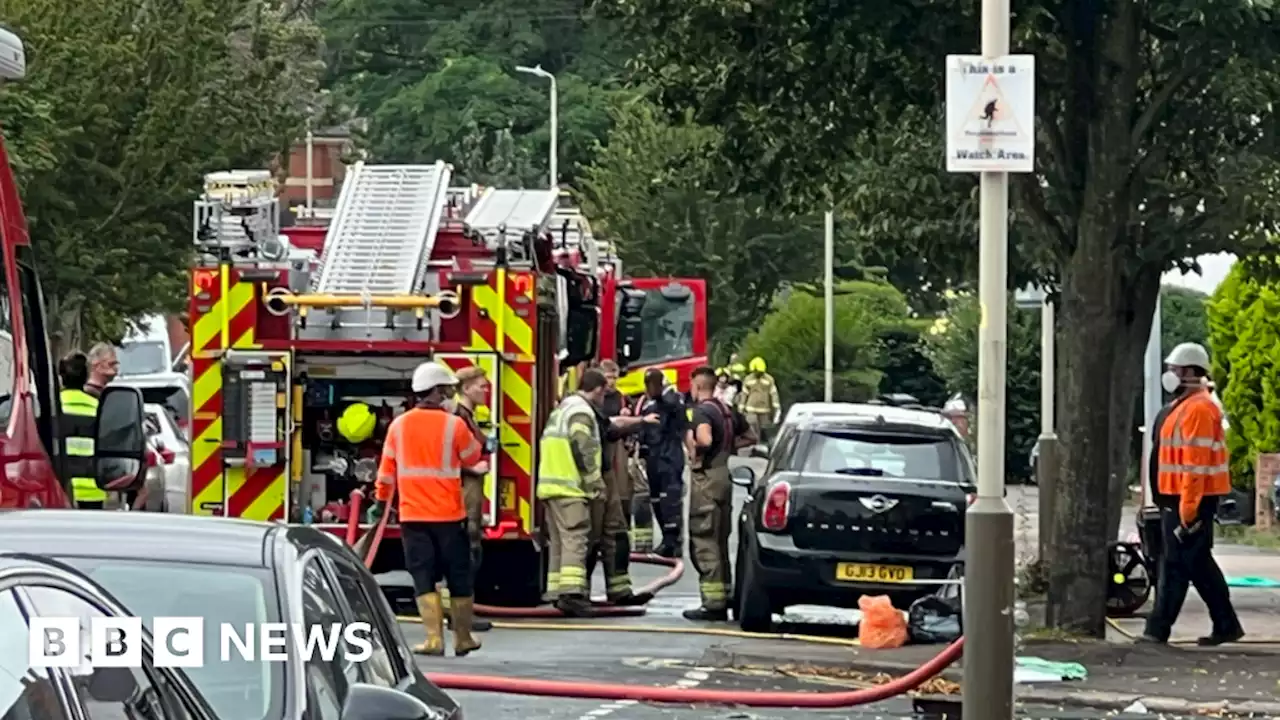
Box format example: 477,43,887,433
835,563,914,583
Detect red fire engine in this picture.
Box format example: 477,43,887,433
188,164,705,605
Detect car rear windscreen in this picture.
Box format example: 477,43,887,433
139,386,189,430
117,340,169,376
57,557,282,720
802,430,962,481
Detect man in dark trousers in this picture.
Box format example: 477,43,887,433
1140,342,1243,646
683,366,755,620
638,369,687,558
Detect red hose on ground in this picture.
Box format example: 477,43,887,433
350,484,685,618
426,637,964,707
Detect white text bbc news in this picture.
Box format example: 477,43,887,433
28,617,373,668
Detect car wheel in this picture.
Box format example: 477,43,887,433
736,547,772,633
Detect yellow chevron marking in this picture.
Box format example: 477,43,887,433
243,472,285,521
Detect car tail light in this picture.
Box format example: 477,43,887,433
761,481,791,531
966,493,976,506
160,447,175,464
145,449,159,468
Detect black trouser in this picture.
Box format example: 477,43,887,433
1144,498,1241,641
402,521,473,598
647,460,684,549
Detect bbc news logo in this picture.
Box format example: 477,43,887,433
28,617,374,668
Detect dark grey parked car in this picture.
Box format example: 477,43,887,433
0,511,459,720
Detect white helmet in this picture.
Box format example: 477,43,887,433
1164,342,1211,372
411,361,458,393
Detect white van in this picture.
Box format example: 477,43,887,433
118,314,181,377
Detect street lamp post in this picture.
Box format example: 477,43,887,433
515,64,558,188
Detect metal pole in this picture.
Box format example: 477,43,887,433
823,210,834,402
549,74,558,188
305,127,314,219
1036,297,1060,564
1140,296,1163,508
964,0,1015,714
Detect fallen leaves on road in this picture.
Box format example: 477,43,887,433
751,663,960,695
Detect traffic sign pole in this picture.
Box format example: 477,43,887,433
958,0,1018,716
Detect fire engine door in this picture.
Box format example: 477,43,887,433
219,351,292,521
434,353,500,526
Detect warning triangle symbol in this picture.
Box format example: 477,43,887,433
955,74,1028,146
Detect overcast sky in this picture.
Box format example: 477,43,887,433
1162,252,1235,295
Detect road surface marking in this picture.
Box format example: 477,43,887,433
574,664,711,720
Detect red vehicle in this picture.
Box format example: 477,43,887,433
191,165,707,606
0,28,149,511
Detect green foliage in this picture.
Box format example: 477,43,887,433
321,0,626,186
1161,286,1210,359
1208,264,1276,491
736,281,917,408
0,0,322,346
606,0,1280,634
877,321,948,408
580,99,824,351
924,293,1042,483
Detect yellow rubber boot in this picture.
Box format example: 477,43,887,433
452,597,482,657
413,593,445,656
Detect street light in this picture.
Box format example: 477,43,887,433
515,64,558,189
1015,284,1058,562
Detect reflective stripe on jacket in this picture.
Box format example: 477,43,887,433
1157,388,1231,525
537,394,602,500
739,373,779,415
375,407,484,522
60,389,105,503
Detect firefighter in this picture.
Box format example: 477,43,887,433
684,366,755,620
638,369,687,558
451,365,494,632
58,352,106,510
594,360,658,605
1140,343,1244,646
739,356,780,445
537,367,609,617
373,361,487,656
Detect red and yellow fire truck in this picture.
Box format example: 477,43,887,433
188,164,705,605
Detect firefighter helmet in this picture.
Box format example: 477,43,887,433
411,361,458,393
749,357,767,373
1165,342,1211,372
338,403,376,443
730,363,746,377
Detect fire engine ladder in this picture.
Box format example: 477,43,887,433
463,189,561,265
312,162,453,296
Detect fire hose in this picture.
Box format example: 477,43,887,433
347,488,966,706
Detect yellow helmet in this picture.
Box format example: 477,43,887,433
749,357,766,373
337,402,376,443
729,363,746,378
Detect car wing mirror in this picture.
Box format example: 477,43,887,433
730,465,756,488
94,386,148,492
340,683,436,719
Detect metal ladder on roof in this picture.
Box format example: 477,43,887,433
463,189,560,263
312,162,452,295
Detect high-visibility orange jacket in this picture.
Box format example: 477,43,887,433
1157,388,1231,526
376,407,484,522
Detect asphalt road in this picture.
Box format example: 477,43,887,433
391,457,1060,719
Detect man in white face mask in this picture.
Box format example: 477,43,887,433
1140,342,1243,646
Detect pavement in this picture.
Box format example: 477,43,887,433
395,458,1280,718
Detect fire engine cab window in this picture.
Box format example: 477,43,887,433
803,432,958,482
638,289,693,365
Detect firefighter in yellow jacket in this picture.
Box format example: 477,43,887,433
738,357,780,445
538,367,608,617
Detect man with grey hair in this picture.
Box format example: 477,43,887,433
85,343,119,398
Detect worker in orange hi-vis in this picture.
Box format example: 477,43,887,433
373,361,488,657
1140,342,1244,646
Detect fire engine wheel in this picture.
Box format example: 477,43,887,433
1106,541,1152,618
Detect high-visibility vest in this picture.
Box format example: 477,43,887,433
537,395,600,499
1156,388,1231,526
375,407,484,522
60,388,105,503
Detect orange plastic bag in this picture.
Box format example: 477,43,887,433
858,595,908,649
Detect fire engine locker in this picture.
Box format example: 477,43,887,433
219,350,292,521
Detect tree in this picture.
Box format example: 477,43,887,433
320,0,625,186
606,0,1280,635
580,99,825,350
1207,263,1276,492
1161,286,1210,358
737,281,919,406
925,293,1042,484
1,0,323,347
